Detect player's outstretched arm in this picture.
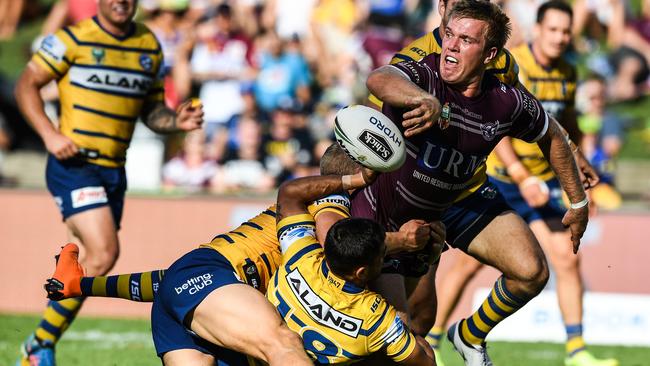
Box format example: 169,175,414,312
15,62,78,160
537,118,588,253
366,65,441,137
141,100,204,133
276,169,377,223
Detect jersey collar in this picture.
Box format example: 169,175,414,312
320,260,364,294
92,16,136,41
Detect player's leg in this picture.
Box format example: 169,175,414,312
45,243,165,302
535,219,618,366
158,248,311,365
460,211,549,339
423,254,483,353
440,183,548,365
189,283,310,365
18,159,123,366
162,350,215,366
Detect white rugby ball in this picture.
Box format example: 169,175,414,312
334,105,406,173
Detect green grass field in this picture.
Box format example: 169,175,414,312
1,314,648,365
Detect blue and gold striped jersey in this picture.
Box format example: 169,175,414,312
368,27,520,108
267,214,416,364
200,196,351,295
487,43,576,182
32,17,164,167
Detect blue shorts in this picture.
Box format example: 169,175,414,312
151,248,248,364
382,181,512,277
442,181,513,251
45,155,127,228
489,177,567,223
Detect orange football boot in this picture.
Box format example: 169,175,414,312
44,243,84,300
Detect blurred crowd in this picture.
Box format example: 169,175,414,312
0,0,648,200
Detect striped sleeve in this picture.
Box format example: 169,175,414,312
32,30,75,79
510,88,549,143
145,48,165,104
276,214,321,262
307,194,351,220
367,302,417,362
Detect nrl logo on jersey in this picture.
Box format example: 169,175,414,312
286,268,363,337
480,120,499,141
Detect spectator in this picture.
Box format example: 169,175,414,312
576,74,624,210
261,103,314,184
212,116,275,193
146,0,190,109
162,129,218,193
608,46,650,101
253,31,311,113
176,3,255,151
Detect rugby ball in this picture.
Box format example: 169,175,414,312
334,105,406,173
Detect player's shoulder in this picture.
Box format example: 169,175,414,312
132,22,163,51
391,29,440,64
486,47,520,86
556,56,577,81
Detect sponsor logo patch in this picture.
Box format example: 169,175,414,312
70,186,107,208
358,130,393,162
40,34,67,62
174,273,213,295
287,268,363,337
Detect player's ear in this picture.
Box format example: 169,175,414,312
484,47,498,65
354,266,369,282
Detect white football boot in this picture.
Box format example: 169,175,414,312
447,321,494,366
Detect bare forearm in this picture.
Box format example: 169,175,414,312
143,103,177,133
277,175,346,222
366,66,430,107
538,122,586,203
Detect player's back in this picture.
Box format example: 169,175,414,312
199,196,351,294
267,214,415,364
33,17,164,167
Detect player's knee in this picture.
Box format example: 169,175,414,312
514,254,549,296
84,246,119,275
551,252,580,275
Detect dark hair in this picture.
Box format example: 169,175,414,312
320,143,359,175
324,218,385,276
448,0,511,52
537,0,573,23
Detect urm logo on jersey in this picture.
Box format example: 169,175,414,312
287,269,363,337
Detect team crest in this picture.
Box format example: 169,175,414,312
480,120,499,141
139,54,153,71
439,102,450,130
91,47,105,64
480,185,498,199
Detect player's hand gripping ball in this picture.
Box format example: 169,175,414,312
334,105,406,173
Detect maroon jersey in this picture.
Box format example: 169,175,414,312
351,53,548,230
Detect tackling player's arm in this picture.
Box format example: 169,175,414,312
15,61,78,160
366,64,441,137
276,169,376,223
